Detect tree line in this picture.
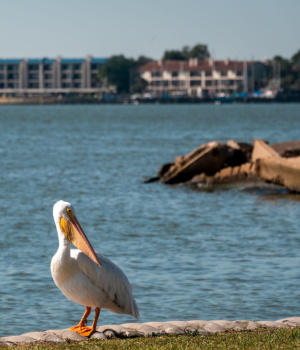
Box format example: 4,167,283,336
268,51,300,89
98,43,300,94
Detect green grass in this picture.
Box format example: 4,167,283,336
9,328,300,350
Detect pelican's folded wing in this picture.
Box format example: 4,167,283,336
71,249,139,318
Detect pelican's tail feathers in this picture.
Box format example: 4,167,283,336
132,297,140,320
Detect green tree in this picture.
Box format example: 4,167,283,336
131,77,148,93
162,43,210,61
99,55,135,93
134,55,153,67
291,49,300,69
182,45,191,59
269,55,294,88
163,50,186,61
291,49,300,88
264,51,300,89
188,44,210,60
99,55,153,93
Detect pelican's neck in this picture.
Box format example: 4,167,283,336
55,221,71,262
58,232,70,250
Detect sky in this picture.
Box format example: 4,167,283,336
0,0,299,61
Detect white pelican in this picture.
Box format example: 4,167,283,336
51,200,139,337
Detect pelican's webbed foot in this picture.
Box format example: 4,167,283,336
69,325,95,337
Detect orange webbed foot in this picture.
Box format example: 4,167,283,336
69,307,100,337
69,325,95,337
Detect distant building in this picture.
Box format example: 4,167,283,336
0,56,107,95
138,58,267,97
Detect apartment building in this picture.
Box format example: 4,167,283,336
0,56,107,95
139,58,266,97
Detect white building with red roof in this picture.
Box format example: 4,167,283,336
138,58,266,97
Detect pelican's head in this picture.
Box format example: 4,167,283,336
53,200,102,267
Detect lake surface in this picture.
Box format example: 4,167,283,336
0,103,299,337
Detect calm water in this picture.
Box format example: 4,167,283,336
0,103,300,337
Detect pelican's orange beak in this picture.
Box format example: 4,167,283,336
60,216,102,267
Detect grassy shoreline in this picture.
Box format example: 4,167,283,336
9,327,300,350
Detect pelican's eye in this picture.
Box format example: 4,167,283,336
66,207,74,219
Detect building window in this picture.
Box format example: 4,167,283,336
190,71,201,77
28,64,39,70
91,64,100,70
236,70,242,76
171,71,178,77
28,83,39,88
0,83,4,88
44,74,52,79
7,65,18,71
73,64,81,70
62,83,71,88
0,65,4,70
171,80,179,86
44,64,52,71
151,71,162,78
205,71,212,77
8,73,19,79
190,80,201,86
73,74,81,79
163,80,169,87
8,83,18,88
61,64,71,70
205,80,212,86
220,70,227,76
74,83,81,88
62,74,72,79
0,74,4,79
29,74,39,79
45,83,52,88
150,81,162,86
